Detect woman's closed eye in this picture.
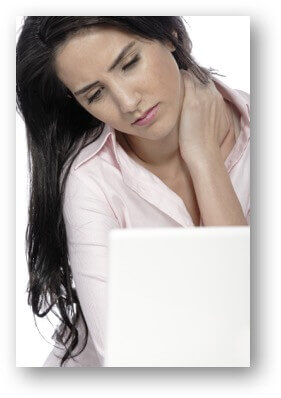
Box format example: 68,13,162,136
87,54,141,105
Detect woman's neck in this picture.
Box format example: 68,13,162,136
115,99,240,177
116,126,184,181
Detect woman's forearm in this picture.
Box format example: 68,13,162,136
184,145,248,226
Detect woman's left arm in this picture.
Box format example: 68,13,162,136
185,145,247,225
178,70,247,226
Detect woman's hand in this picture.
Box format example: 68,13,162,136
177,70,247,226
178,69,231,164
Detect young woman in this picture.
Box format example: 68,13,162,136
16,17,250,367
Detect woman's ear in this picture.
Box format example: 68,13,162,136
165,30,178,52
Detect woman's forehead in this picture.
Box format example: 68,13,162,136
55,27,148,70
54,27,152,84
60,25,148,52
54,27,151,93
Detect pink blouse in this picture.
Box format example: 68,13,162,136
43,76,250,366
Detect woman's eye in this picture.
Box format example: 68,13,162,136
87,89,102,104
122,54,140,71
87,54,140,105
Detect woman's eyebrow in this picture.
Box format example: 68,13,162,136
74,40,136,97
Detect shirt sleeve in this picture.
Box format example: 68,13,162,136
46,170,120,366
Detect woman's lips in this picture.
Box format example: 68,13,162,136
132,103,159,126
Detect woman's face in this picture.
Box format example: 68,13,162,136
54,25,184,141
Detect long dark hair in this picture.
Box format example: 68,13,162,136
16,16,222,367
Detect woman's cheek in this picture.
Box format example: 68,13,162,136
91,101,114,124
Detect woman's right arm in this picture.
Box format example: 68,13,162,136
44,170,120,366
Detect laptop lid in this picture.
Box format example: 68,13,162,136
104,226,250,367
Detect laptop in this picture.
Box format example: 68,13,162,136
104,226,250,367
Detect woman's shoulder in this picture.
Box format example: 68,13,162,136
235,88,249,100
235,89,250,113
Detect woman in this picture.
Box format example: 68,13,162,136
16,17,250,367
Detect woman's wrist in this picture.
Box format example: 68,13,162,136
181,142,223,171
181,142,247,226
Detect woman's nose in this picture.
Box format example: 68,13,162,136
113,85,142,114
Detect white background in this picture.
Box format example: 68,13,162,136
6,1,279,396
